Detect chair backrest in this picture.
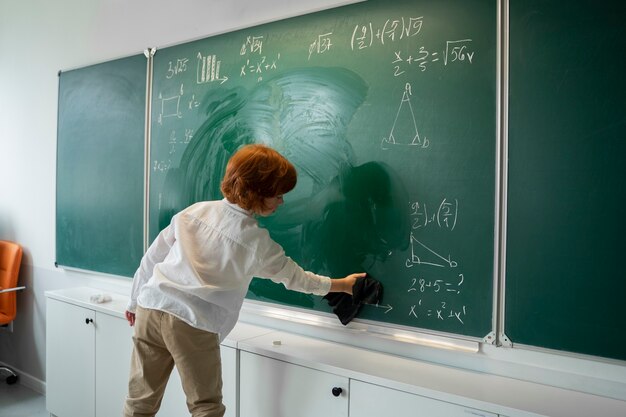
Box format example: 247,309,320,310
0,240,23,325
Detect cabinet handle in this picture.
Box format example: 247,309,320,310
332,387,343,397
85,318,93,324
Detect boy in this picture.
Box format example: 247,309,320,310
124,143,364,417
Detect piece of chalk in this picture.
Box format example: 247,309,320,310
272,340,282,346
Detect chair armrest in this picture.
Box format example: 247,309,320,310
0,286,26,294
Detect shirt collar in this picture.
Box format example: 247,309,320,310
222,198,254,216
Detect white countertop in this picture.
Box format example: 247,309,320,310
46,287,129,319
44,287,272,347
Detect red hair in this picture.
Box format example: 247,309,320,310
220,144,297,213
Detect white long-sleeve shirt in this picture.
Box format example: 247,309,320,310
127,199,331,341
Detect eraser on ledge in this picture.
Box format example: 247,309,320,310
272,340,282,346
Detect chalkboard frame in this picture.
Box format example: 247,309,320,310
65,0,626,359
54,0,626,363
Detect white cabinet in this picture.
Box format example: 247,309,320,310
349,380,497,417
48,288,623,417
239,351,349,417
46,293,237,417
46,298,96,417
237,349,496,417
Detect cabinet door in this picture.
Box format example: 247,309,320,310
221,346,238,417
349,380,497,417
95,312,133,417
46,299,96,417
240,351,348,417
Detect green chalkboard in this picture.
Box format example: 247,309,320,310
56,54,146,277
149,0,497,339
506,1,626,360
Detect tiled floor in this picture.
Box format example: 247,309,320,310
0,382,48,417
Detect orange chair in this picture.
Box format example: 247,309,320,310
0,240,24,385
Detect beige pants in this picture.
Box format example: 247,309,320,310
123,306,225,417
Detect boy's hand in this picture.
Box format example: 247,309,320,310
330,272,366,294
125,310,136,326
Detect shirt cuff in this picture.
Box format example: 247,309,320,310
126,300,137,313
314,276,332,296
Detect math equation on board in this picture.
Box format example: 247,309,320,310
360,196,468,326
151,12,477,175
404,198,468,325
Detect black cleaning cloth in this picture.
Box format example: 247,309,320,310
323,275,383,325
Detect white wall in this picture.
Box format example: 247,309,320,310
1,0,625,402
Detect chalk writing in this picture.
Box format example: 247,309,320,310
308,32,333,60
188,94,200,110
239,34,280,82
240,53,281,82
166,58,189,79
408,274,464,295
366,303,393,314
167,130,176,155
351,16,424,51
405,232,457,269
153,79,197,174
382,83,429,150
392,39,475,75
197,53,229,84
410,198,459,230
157,84,184,125
409,302,467,324
183,128,193,145
163,128,194,156
445,39,474,65
407,297,467,323
152,159,172,172
402,193,467,324
240,36,264,55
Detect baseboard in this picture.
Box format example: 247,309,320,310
0,361,46,395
